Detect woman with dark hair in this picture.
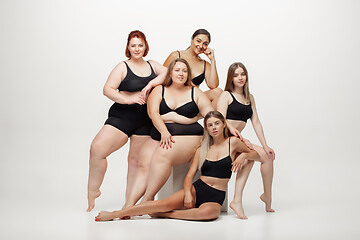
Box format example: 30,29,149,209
95,111,260,221
217,62,275,219
121,58,213,210
87,30,167,212
163,29,222,107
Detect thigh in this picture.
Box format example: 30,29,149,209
252,144,271,162
129,135,151,158
91,125,128,157
137,138,159,166
198,202,222,217
154,136,202,165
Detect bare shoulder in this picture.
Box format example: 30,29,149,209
220,90,231,99
250,94,255,102
194,86,206,98
218,90,232,103
152,85,163,93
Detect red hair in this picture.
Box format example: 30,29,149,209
125,30,149,58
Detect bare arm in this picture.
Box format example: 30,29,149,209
183,148,200,209
195,87,214,118
147,86,174,149
217,91,241,138
204,48,219,89
249,94,275,160
103,62,145,105
141,60,167,98
161,112,198,124
231,137,260,172
163,51,178,67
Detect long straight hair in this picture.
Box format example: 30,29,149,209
162,58,193,87
198,111,231,170
224,62,250,103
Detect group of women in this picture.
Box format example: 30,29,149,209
87,29,275,222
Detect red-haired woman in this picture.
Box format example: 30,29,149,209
87,30,167,212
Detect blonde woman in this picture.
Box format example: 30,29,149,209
217,62,275,219
95,111,260,221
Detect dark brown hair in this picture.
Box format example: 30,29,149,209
192,29,211,43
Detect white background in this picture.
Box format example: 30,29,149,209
1,0,359,239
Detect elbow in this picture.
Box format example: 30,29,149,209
103,87,109,97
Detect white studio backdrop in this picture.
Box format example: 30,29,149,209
0,0,359,237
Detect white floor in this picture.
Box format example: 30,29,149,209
1,159,359,240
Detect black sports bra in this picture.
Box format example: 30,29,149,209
226,91,253,122
177,50,206,86
118,61,156,92
201,138,233,179
159,86,199,118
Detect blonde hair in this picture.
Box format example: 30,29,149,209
198,111,231,170
162,58,193,87
224,62,251,104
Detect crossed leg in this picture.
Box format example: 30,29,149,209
96,187,221,221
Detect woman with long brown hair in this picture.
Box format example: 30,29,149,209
217,62,275,219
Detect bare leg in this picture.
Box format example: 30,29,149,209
124,135,150,200
95,189,188,221
252,145,275,212
230,159,254,219
151,202,221,221
87,125,128,212
141,136,202,202
205,88,223,108
123,139,158,208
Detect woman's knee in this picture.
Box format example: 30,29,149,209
198,206,220,220
90,140,108,159
212,87,223,96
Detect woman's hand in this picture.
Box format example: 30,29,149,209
140,84,152,101
204,48,215,62
231,154,248,173
160,130,175,149
263,145,275,160
241,137,254,150
184,193,194,209
126,92,146,105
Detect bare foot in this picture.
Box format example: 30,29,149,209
95,211,115,221
260,193,275,212
87,189,101,212
230,201,248,220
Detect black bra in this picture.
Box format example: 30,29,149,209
177,50,206,86
201,138,233,179
226,91,253,122
118,61,156,92
159,86,199,118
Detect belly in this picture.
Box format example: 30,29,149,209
200,176,229,191
227,119,246,132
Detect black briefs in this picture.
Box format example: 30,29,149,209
105,103,152,137
193,179,226,208
150,122,203,141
